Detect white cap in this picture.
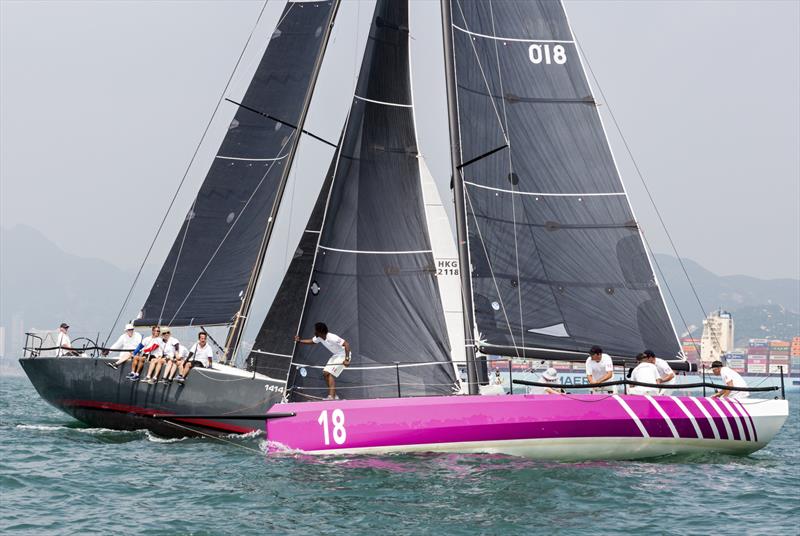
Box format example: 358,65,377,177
125,323,135,330
542,368,558,381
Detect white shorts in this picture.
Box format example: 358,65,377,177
323,354,347,378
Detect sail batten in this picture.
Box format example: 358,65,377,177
136,1,337,328
446,0,681,360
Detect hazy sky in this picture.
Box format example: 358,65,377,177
2,0,799,286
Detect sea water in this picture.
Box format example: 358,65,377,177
1,376,797,535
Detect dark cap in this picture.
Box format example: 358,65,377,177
635,352,647,361
589,345,603,355
711,360,723,369
60,322,69,329
643,349,656,358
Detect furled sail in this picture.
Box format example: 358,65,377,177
136,1,337,327
444,0,681,360
258,0,458,400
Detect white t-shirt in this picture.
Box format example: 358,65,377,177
630,362,660,395
56,332,72,357
189,341,214,364
140,335,163,357
160,336,180,358
585,353,614,382
312,333,346,357
110,331,142,356
720,366,749,399
654,358,675,384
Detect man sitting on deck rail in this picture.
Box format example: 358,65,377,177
644,349,675,394
144,327,179,384
127,326,161,381
175,331,214,384
710,360,749,399
105,324,142,369
294,322,351,400
628,353,660,396
585,346,616,394
162,342,189,384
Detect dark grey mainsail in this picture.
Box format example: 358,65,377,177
137,1,337,327
260,0,458,400
444,0,681,360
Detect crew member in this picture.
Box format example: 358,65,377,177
644,349,675,394
532,367,564,395
144,327,178,384
629,353,660,395
294,322,351,400
56,322,77,357
105,324,142,369
177,331,214,384
585,346,616,394
128,326,162,381
710,360,749,399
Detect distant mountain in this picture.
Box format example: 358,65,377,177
0,225,153,372
653,254,799,344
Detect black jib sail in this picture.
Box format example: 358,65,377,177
265,0,458,400
444,0,681,360
136,1,336,327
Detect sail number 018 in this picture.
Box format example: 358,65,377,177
528,44,567,65
318,409,347,445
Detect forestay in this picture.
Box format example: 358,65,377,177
137,1,336,327
273,0,458,400
446,0,681,360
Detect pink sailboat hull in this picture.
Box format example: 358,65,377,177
265,394,788,460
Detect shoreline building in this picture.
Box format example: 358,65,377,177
700,310,734,364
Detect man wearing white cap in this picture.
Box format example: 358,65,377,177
534,368,565,395
105,324,143,369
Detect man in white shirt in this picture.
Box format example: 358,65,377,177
585,346,616,394
177,331,215,384
128,326,162,381
55,322,76,357
530,368,564,395
710,360,749,399
105,324,143,369
294,322,351,400
644,350,676,394
145,327,179,384
629,353,660,395
162,342,189,384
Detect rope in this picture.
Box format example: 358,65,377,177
159,420,265,455
103,0,271,345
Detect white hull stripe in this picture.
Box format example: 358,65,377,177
612,395,649,438
720,398,750,441
706,398,735,440
464,181,625,197
645,396,679,438
732,400,758,442
670,396,703,439
452,24,575,44
216,154,289,162
318,245,432,255
688,397,720,439
354,95,413,108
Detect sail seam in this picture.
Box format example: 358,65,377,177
354,95,413,108
318,245,432,255
215,154,289,162
452,24,574,44
464,181,624,197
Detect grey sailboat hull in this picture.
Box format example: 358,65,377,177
19,357,285,438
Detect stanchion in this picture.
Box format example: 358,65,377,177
508,359,513,395
395,362,401,398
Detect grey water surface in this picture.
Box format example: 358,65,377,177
1,376,797,535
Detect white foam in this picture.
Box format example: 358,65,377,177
144,430,187,443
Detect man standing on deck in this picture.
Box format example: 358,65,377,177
294,323,351,400
644,349,675,394
105,324,142,369
629,353,660,395
585,346,616,394
710,360,749,399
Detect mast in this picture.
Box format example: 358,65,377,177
224,0,342,362
440,0,479,394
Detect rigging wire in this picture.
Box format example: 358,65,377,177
572,36,718,351
102,0,271,345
